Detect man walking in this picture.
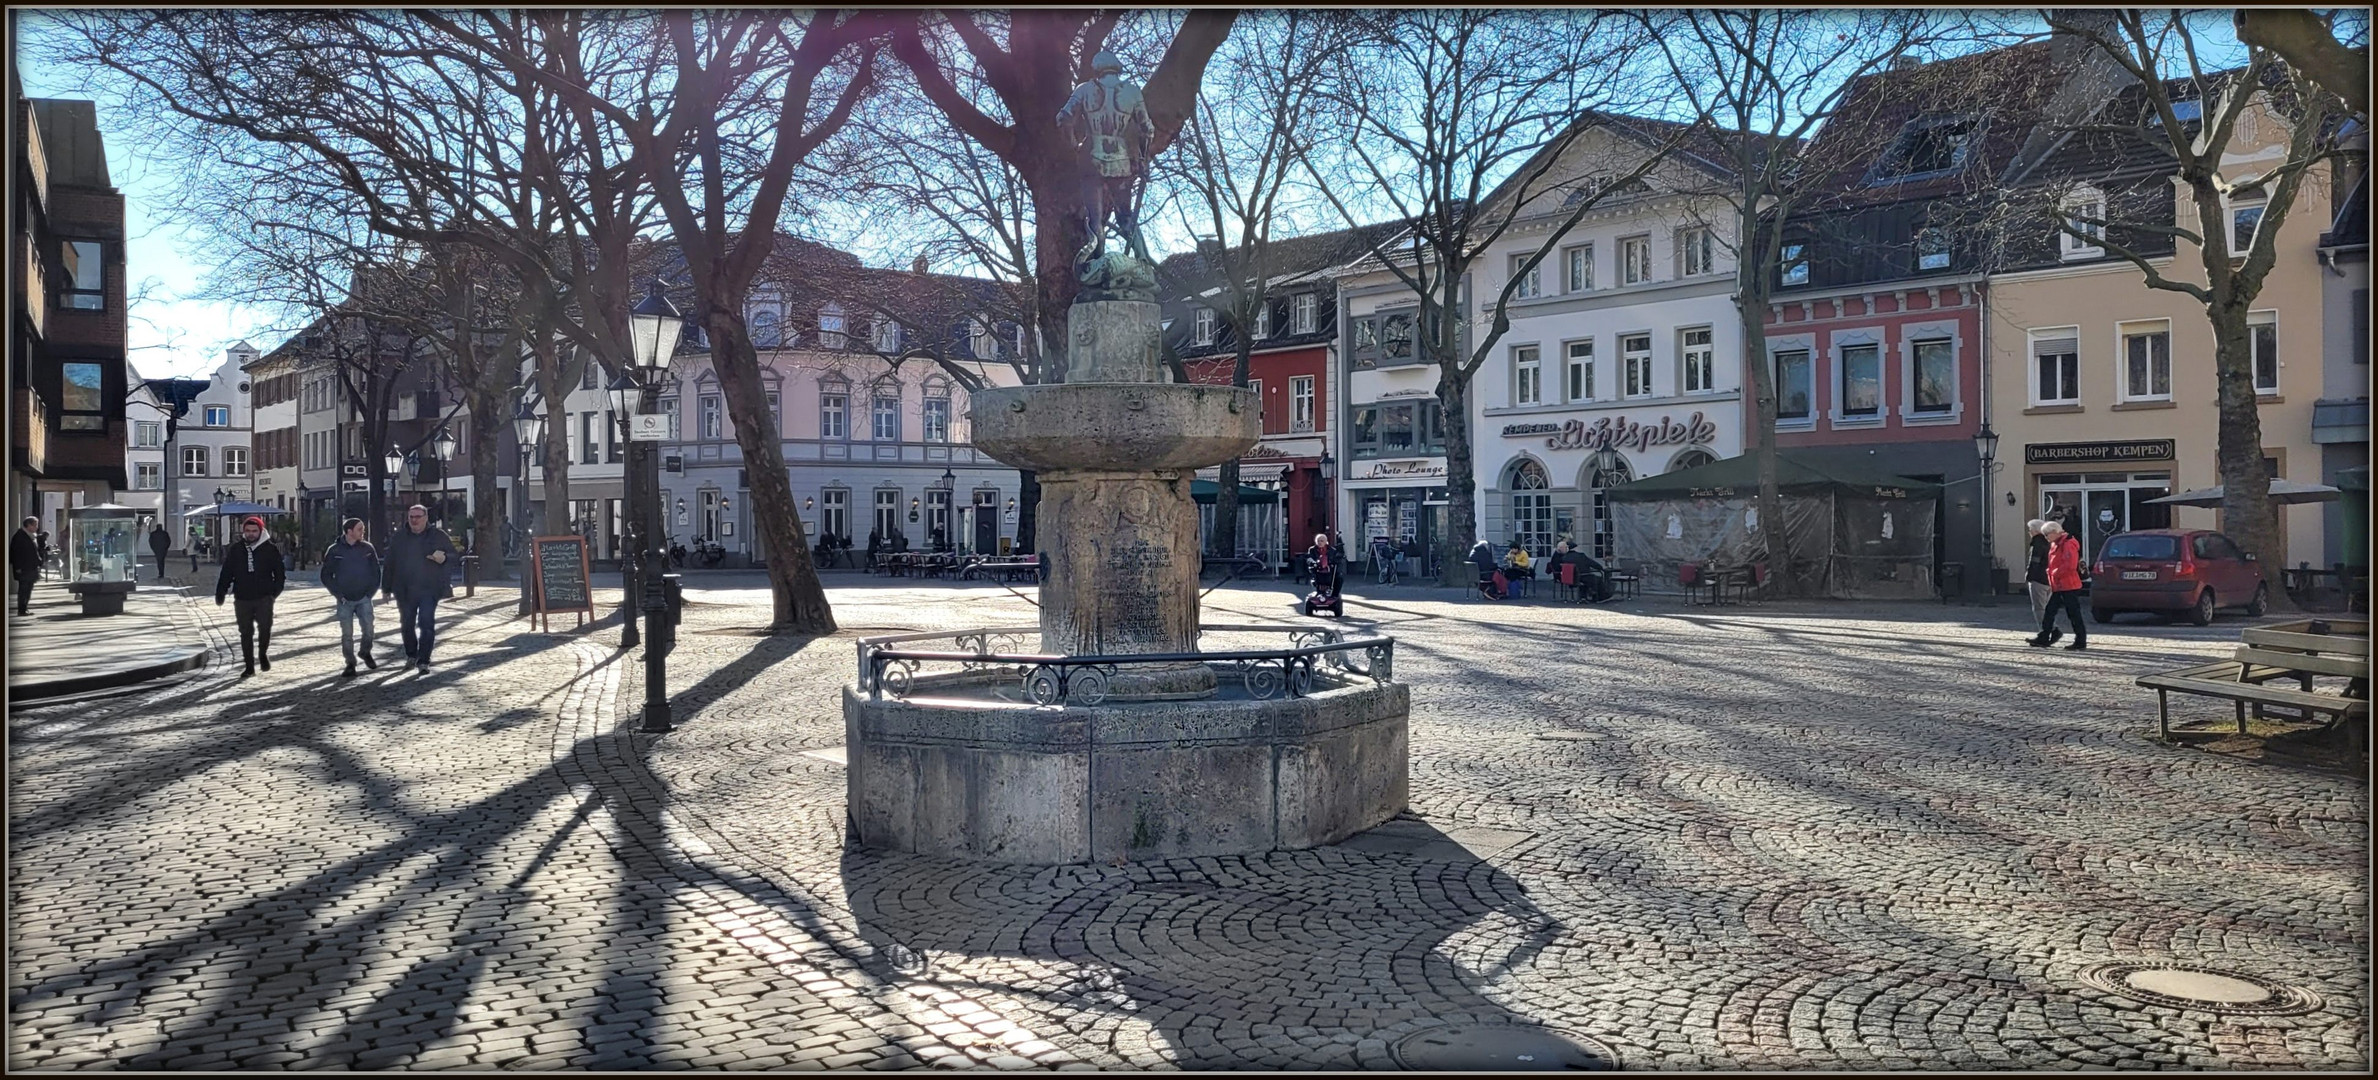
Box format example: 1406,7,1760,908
320,517,381,677
215,515,287,677
2029,519,2087,651
383,504,457,674
2023,518,2058,644
148,522,172,582
11,516,42,616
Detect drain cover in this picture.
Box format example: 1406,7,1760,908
1391,1024,1618,1071
2079,962,2323,1016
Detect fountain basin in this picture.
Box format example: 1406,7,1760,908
844,670,1409,865
969,383,1260,474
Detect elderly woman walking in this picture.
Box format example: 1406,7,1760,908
2023,518,2059,643
2028,519,2087,651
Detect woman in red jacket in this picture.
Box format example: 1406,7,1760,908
2029,519,2087,650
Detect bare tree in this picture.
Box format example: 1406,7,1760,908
1645,10,1954,597
2235,9,2368,119
2023,10,2357,606
1306,9,1686,585
1155,10,1353,556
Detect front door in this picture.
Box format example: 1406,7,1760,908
2084,490,2128,563
973,491,998,553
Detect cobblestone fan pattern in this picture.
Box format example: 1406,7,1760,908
8,580,2367,1071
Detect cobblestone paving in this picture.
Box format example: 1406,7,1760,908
9,579,2367,1070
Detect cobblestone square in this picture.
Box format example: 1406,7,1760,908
9,579,2367,1070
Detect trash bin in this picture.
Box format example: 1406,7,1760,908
1937,561,1965,603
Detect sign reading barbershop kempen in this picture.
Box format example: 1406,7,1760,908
1502,411,1721,453
2023,439,2176,465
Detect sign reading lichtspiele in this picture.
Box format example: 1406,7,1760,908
2023,440,2176,465
1504,412,1721,453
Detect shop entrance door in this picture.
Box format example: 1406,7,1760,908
2039,471,2171,565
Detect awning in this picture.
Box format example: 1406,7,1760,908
2145,479,2343,507
1190,479,1279,505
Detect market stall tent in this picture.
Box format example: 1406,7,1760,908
1602,451,1942,599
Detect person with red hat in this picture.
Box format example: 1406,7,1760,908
215,515,287,677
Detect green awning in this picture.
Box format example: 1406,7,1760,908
1190,479,1279,505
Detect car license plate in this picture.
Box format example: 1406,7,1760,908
2121,571,2156,580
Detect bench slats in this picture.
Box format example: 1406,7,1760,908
2239,628,2370,657
2231,646,2371,679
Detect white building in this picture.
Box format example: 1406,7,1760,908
1469,118,1749,559
1336,261,1459,567
169,343,256,547
115,366,168,523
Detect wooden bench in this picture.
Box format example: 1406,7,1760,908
2136,660,2368,738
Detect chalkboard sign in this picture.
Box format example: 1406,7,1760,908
530,535,594,631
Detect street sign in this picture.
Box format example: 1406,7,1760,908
630,414,669,442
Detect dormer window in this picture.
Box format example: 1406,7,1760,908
1916,227,1951,271
1194,307,1215,346
970,320,995,359
750,308,782,349
1871,116,1976,183
2060,187,2105,260
2228,192,2267,256
1255,302,1271,338
1293,293,1317,335
819,303,847,349
874,319,901,353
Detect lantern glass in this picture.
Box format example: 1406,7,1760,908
1973,423,2000,464
629,283,685,372
606,372,638,419
433,428,458,461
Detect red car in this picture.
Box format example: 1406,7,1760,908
2090,528,2271,625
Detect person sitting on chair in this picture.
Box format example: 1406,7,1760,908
1468,538,1504,599
1504,538,1536,581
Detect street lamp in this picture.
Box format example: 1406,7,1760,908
1316,449,1336,537
513,400,545,616
432,426,458,528
1974,422,2001,593
627,281,685,733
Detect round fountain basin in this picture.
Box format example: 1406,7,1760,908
969,384,1260,474
844,669,1409,865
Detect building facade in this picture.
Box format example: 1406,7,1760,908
1337,265,1459,572
2313,168,2367,569
168,345,255,548
246,344,300,515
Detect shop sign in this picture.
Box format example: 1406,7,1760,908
1502,411,1720,453
1350,459,1447,481
2023,439,2175,465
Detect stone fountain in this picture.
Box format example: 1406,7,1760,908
839,53,1408,865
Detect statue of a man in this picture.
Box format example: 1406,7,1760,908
1057,50,1155,267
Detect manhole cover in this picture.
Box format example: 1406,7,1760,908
2079,962,2323,1016
1391,1024,1619,1071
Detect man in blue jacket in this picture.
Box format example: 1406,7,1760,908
382,504,458,674
215,516,287,677
320,517,381,677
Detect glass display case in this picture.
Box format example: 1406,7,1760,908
65,503,142,615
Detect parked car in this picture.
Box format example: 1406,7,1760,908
2090,528,2271,625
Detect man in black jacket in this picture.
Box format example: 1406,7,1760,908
147,522,172,581
383,504,458,674
215,516,287,677
320,517,382,677
11,516,42,616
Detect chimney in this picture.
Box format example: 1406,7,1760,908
911,255,928,275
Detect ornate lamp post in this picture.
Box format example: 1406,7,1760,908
383,445,404,545
1316,449,1336,538
513,401,545,615
432,426,458,528
626,282,685,733
1974,422,2001,596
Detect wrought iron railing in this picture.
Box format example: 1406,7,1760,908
856,624,1395,706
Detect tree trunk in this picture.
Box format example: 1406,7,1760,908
705,314,835,633
1215,458,1242,557
1437,373,1474,587
1738,288,1799,598
466,378,504,584
1024,157,1090,383
2208,299,2296,611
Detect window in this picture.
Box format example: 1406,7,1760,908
1678,227,1713,277
764,391,781,434
1620,236,1652,285
1621,333,1653,398
819,304,847,349
2229,195,2266,256
1193,307,1215,346
1255,302,1271,339
222,448,249,477
656,396,681,440
580,359,598,391
2031,330,2079,405
58,361,104,431
1840,343,1881,417
872,391,900,441
2250,311,2278,395
581,411,600,463
1290,376,1314,430
605,410,623,462
748,309,781,349
1916,228,1951,271
1774,350,1813,420
1509,253,1541,300
1293,293,1317,335
1680,328,1714,394
821,488,850,542
1911,339,1954,414
819,388,848,439
875,319,902,353
1508,460,1552,552
59,239,104,310
2060,189,2104,258
1779,243,1810,287
2120,321,2172,401
1513,346,1542,405
1566,340,1594,402
204,405,230,427
923,395,951,442
925,489,951,547
1670,449,1716,473
874,488,901,540
1875,117,1975,180
1564,243,1593,292
183,446,208,476
1247,379,1264,425
699,395,723,440
1380,311,1415,362
136,462,161,489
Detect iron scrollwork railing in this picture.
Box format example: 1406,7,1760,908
856,624,1396,706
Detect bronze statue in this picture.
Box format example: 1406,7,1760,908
1057,50,1155,270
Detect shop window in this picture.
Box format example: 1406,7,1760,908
1774,349,1813,420
2120,321,2171,401
1680,328,1713,394
2031,330,2079,405
1840,343,1881,417
2249,311,2278,395
1911,339,1954,414
1513,345,1541,406
1565,340,1594,401
1565,243,1593,292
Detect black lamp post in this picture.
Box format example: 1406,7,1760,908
1316,449,1336,538
382,446,404,544
432,426,458,528
1974,422,2000,590
513,399,545,615
627,282,685,733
